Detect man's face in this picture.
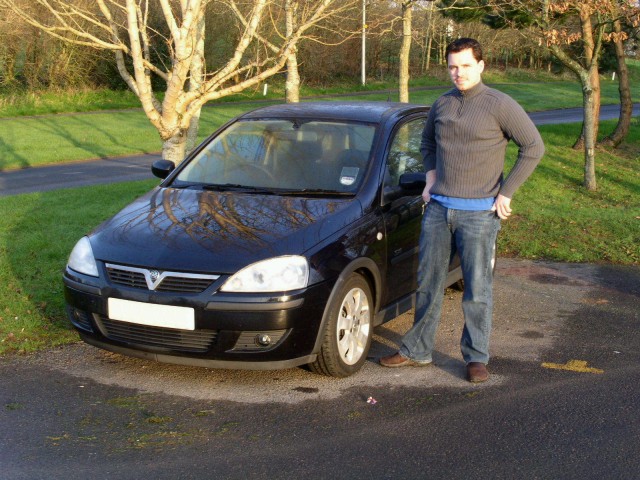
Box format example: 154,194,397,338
447,48,484,91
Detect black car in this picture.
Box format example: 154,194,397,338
63,101,462,377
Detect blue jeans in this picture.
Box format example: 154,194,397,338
400,201,500,364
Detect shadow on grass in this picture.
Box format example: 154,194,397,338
28,112,156,160
0,112,159,171
0,123,32,170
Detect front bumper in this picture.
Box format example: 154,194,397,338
63,270,333,369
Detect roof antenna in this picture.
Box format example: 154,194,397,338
387,90,392,102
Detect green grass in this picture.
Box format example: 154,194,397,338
335,80,633,111
0,88,144,117
0,112,159,170
0,119,638,354
500,119,640,263
0,180,157,354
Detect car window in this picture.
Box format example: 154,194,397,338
385,117,426,186
175,119,376,193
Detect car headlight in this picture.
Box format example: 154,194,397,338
67,236,99,277
220,256,309,293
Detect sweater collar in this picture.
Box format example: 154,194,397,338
455,81,487,99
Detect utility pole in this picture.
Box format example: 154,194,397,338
361,0,366,85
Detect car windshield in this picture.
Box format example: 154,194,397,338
174,119,376,194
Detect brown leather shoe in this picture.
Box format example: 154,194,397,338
467,362,489,383
379,352,431,368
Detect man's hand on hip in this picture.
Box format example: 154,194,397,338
422,170,436,203
422,185,431,203
492,194,512,220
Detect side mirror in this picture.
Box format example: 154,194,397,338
383,172,426,202
398,172,426,193
151,159,176,179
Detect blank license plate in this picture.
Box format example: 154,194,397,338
108,298,195,330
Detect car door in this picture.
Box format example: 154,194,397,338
380,115,427,307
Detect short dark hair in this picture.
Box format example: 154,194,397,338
446,38,483,63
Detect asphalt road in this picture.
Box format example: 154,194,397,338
2,259,639,479
1,103,639,197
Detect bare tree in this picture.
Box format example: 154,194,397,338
371,0,426,102
420,0,436,71
602,11,637,147
535,0,640,190
0,0,355,163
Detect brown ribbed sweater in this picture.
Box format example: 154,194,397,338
420,82,544,199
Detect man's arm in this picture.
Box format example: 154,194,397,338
420,105,438,173
497,96,545,199
422,169,436,203
491,95,544,219
420,104,438,204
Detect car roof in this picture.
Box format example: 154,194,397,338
239,101,428,124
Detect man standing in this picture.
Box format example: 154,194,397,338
380,38,544,382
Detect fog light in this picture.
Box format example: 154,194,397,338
255,334,272,347
66,306,93,332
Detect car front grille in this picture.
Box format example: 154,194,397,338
107,268,147,289
96,315,217,353
106,263,219,293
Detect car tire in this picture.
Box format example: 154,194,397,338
309,273,373,378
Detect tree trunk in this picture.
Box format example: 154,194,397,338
2,54,16,84
398,1,412,103
573,67,600,150
423,1,435,72
571,6,601,152
185,8,205,156
579,71,597,191
163,131,189,165
285,54,300,103
285,0,300,103
601,19,632,147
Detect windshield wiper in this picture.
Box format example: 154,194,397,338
169,182,204,190
201,184,276,194
276,188,355,197
170,183,353,197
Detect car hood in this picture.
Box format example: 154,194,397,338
89,187,362,273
